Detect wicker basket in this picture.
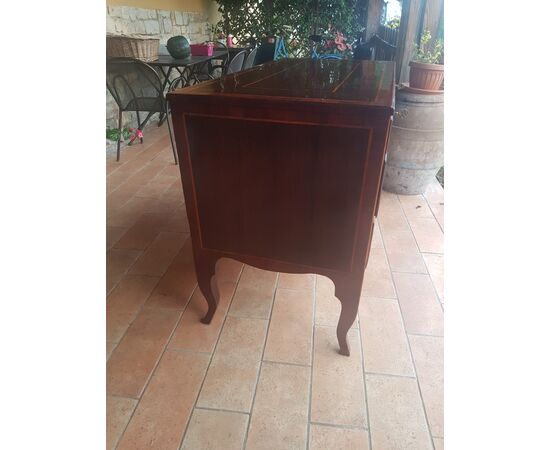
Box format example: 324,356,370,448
106,35,159,62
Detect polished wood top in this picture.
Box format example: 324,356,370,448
169,58,395,109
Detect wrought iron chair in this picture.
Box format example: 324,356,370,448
175,42,231,85
207,42,230,79
242,47,258,70
205,47,247,77
106,57,177,163
225,50,247,74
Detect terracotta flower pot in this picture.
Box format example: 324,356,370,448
409,61,444,91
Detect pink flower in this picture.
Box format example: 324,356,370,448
129,128,143,140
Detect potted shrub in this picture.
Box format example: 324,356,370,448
409,30,444,91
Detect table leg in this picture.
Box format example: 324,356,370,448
195,255,220,324
332,274,363,356
158,66,174,127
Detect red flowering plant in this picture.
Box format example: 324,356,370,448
316,29,353,58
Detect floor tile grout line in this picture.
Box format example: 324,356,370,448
108,160,172,198
177,263,245,450
384,243,437,450
241,272,279,450
106,131,183,373
108,394,141,450
124,232,190,279
104,282,147,364
390,268,430,275
107,133,173,177
107,227,130,252
391,195,430,274
309,421,369,431
107,167,177,214
374,218,386,251
357,294,373,450
113,305,186,449
395,194,444,314
262,359,311,368
107,209,175,295
165,347,212,356
112,271,197,447
420,250,444,256
107,393,140,401
108,273,161,283
378,201,439,449
106,123,168,173
306,275,317,450
111,209,184,252
313,322,360,329
133,179,181,202
107,196,184,232
194,405,250,416
275,286,316,292
421,189,444,233
418,251,444,307
107,158,170,206
407,332,444,338
106,249,144,297
106,268,165,356
396,192,439,223
226,313,270,321
106,269,169,346
399,318,438,450
364,371,417,379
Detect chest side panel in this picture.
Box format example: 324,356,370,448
185,114,375,272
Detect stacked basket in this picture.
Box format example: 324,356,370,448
106,35,159,62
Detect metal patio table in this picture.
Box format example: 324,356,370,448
148,51,227,91
149,51,227,125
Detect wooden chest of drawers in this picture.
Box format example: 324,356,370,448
167,58,395,356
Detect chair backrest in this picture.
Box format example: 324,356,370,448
226,50,247,74
254,40,277,65
215,41,230,61
106,57,163,111
242,47,258,70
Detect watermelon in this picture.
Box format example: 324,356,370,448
167,36,191,59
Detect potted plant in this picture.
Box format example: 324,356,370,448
409,30,444,91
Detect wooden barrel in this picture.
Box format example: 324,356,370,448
383,88,444,195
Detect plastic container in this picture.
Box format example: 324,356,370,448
190,43,214,56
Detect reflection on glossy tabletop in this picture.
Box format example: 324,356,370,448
170,58,395,108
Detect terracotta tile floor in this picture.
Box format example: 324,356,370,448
106,125,444,450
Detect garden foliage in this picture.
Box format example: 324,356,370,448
215,0,367,57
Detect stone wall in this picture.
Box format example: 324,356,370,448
106,5,211,151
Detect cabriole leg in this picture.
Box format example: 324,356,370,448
333,276,363,356
195,257,220,324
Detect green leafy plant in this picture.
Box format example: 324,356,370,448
106,127,131,142
215,0,366,58
209,22,225,41
386,17,400,29
413,29,443,64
